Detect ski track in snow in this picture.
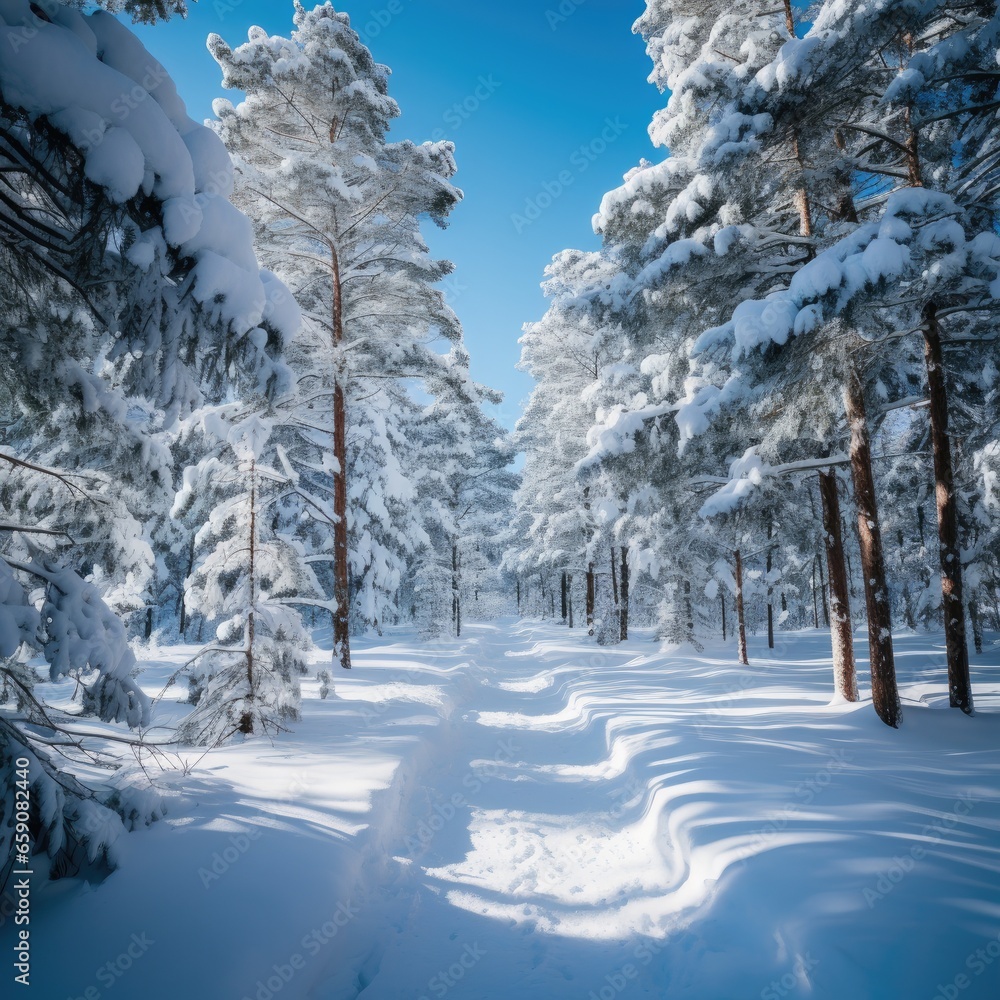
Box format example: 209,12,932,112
18,619,1000,1000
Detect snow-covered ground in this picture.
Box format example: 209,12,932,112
16,619,1000,1000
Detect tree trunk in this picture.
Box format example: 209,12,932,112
331,247,351,670
619,546,629,641
561,572,568,624
923,302,973,714
610,546,619,608
844,360,900,727
817,548,830,627
812,559,820,629
819,470,859,702
721,590,727,641
567,574,574,629
516,578,521,615
969,599,984,656
735,549,749,666
241,459,258,735
766,521,775,650
452,542,461,638
586,562,595,636
179,536,196,636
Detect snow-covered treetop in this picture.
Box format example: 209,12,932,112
0,1,297,415
90,0,189,23
210,3,465,383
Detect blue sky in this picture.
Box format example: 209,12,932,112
133,0,664,431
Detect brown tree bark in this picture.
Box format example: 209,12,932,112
240,458,258,734
819,470,859,702
619,546,629,641
923,303,973,713
586,562,595,636
735,549,749,666
811,559,820,629
452,542,461,638
331,247,351,669
969,600,984,656
844,361,901,727
817,548,830,627
766,521,775,650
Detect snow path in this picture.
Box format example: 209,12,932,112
17,619,1000,999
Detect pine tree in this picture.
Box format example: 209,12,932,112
172,413,318,745
210,3,464,667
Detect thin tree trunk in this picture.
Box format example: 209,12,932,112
969,599,984,656
812,559,820,629
817,548,830,627
819,470,859,702
561,572,568,624
586,562,595,636
241,458,257,734
619,546,629,642
610,546,619,608
735,549,749,666
766,521,775,650
923,302,973,714
844,360,900,727
568,574,574,629
330,247,351,670
179,536,196,636
516,578,521,615
452,542,461,638
721,590,727,641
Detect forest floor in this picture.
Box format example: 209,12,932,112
19,619,1000,1000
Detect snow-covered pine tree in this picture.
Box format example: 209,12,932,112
0,0,295,883
409,346,515,637
682,0,1000,719
172,412,319,745
513,250,617,635
210,3,464,668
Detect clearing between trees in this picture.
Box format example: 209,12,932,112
24,619,1000,1000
